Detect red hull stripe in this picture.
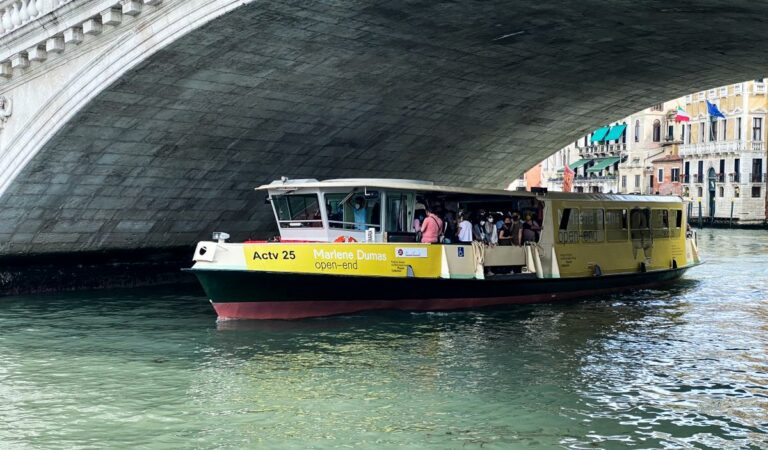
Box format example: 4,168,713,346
213,287,630,320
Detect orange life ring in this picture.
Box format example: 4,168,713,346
334,236,358,243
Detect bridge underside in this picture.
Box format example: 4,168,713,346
2,0,768,255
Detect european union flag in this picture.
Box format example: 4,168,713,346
706,100,726,119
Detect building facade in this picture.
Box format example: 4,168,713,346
520,80,768,226
678,80,767,225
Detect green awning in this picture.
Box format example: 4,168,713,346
586,157,621,173
569,159,592,170
591,126,610,143
605,124,627,141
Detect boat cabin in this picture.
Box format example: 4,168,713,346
258,178,544,243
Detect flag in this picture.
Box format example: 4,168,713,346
563,161,574,193
706,100,725,119
675,106,690,122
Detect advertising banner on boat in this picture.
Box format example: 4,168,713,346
243,243,443,278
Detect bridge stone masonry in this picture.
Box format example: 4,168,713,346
0,0,767,268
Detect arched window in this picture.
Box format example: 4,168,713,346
652,119,661,142
634,120,641,142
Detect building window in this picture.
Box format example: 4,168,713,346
621,175,627,188
698,160,704,180
722,119,727,140
720,86,728,97
753,117,763,141
735,83,743,95
653,120,661,142
719,186,724,197
752,186,762,198
671,168,680,182
711,119,717,141
734,186,740,198
634,174,640,188
700,122,706,143
651,103,663,112
634,120,640,142
681,124,686,143
686,123,692,144
697,186,703,197
658,168,664,182
667,124,674,140
737,117,742,140
684,161,690,183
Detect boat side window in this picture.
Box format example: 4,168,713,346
579,208,604,243
557,208,580,244
670,209,683,237
629,207,651,241
385,191,411,232
605,209,628,242
273,194,322,228
651,209,670,238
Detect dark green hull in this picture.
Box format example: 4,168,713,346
187,266,694,319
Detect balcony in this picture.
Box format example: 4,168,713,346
678,140,765,157
576,143,626,157
681,174,690,183
715,173,724,182
573,174,618,184
751,173,766,183
730,173,741,183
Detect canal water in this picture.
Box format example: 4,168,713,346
0,229,766,449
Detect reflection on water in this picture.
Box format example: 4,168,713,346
0,229,766,449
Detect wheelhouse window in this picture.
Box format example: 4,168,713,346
325,192,382,231
605,209,628,242
651,209,670,238
579,208,604,243
557,208,579,244
273,194,322,228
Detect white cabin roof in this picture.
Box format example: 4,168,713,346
256,178,683,203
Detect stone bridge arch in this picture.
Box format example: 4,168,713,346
0,0,767,255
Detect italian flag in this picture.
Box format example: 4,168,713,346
675,106,690,122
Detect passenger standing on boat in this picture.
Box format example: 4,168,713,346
510,213,523,246
457,213,473,243
419,207,444,243
412,203,426,232
442,210,456,244
498,216,513,246
521,214,541,244
353,197,367,230
484,213,498,246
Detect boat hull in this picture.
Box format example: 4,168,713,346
187,267,693,320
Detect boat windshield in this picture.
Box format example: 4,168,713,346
272,194,323,228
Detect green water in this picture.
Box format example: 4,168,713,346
0,229,766,449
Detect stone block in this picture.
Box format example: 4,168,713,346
122,0,142,16
0,62,12,78
83,18,103,36
27,46,47,62
45,36,65,54
101,8,122,26
11,53,29,69
64,27,84,45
